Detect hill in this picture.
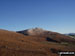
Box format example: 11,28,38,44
17,28,75,44
0,29,75,56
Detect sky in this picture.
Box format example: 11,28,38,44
0,0,75,33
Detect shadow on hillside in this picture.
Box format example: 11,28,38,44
46,37,59,43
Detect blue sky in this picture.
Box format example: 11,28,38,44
0,0,75,33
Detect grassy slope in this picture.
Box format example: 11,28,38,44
0,29,75,56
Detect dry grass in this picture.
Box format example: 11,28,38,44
0,29,75,56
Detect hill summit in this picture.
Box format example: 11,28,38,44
17,27,48,35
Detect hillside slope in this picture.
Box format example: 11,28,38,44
0,29,75,56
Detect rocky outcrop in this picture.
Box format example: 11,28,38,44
17,27,48,36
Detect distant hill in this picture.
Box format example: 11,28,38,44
64,33,75,35
67,33,75,36
64,33,75,38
